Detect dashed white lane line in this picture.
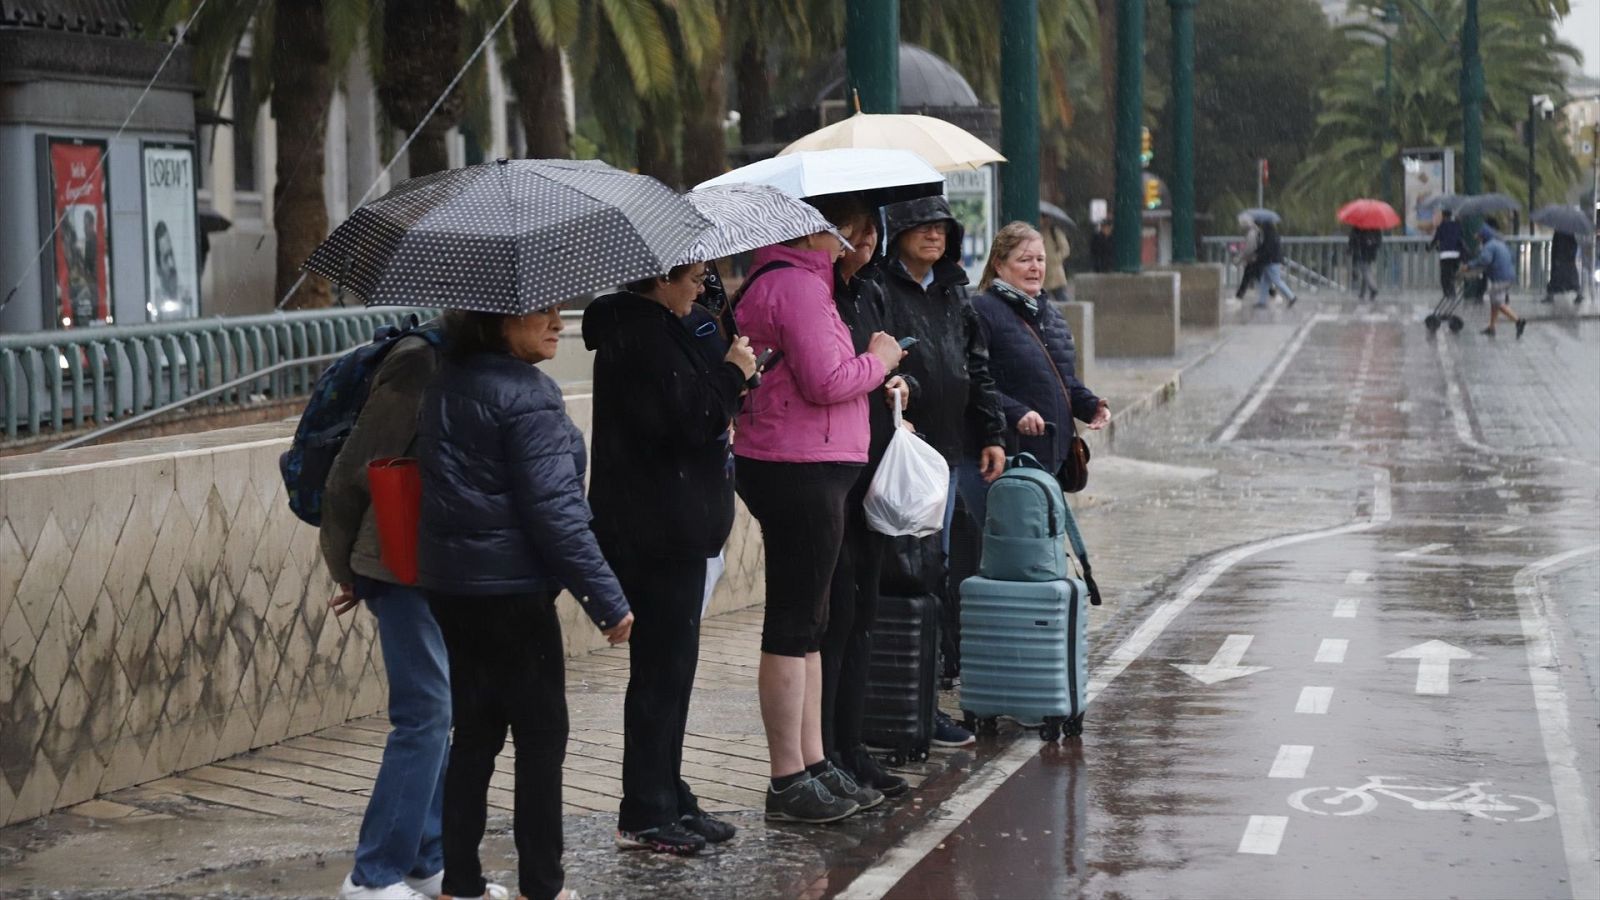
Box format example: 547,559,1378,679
1269,745,1315,779
1315,638,1349,663
1238,816,1289,855
1496,489,1521,499
1291,401,1311,414
1218,312,1337,443
1493,524,1525,535
1396,542,1450,559
1333,598,1362,618
1344,570,1371,584
1295,686,1334,714
1507,503,1531,517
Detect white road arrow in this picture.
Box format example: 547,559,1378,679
1174,634,1271,685
1388,640,1474,695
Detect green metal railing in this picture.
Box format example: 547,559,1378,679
0,307,430,441
1201,235,1554,293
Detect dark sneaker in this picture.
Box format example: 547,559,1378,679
615,822,706,856
1516,319,1527,339
816,762,883,811
765,775,859,824
846,746,909,798
1480,327,1496,337
679,809,736,844
933,710,976,747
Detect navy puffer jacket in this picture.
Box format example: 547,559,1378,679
971,285,1102,475
416,351,629,631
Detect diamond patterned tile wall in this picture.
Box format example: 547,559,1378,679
0,406,765,827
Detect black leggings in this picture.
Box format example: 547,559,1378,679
1440,258,1460,298
820,486,885,756
735,458,861,657
428,591,567,900
613,553,706,832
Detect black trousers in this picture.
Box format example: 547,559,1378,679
614,553,706,832
735,458,860,657
428,591,567,900
1440,258,1460,298
820,490,886,757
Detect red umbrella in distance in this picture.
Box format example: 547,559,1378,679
1338,198,1402,230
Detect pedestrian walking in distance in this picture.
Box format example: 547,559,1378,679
813,197,914,802
1349,226,1383,301
1542,230,1581,304
733,224,905,824
1467,224,1525,339
321,331,489,900
970,222,1110,478
1089,219,1115,273
1254,219,1297,308
582,264,757,856
1428,209,1464,301
418,308,634,900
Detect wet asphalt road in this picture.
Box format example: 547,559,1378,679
843,303,1600,899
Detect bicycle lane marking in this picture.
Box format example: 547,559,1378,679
1216,313,1338,443
1515,545,1600,900
832,468,1393,900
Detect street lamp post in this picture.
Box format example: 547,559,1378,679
1168,0,1196,264
1113,0,1145,272
846,0,899,114
1460,0,1483,194
1526,94,1553,233
999,0,1040,227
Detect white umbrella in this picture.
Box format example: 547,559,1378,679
695,148,944,208
677,183,851,264
778,112,1004,173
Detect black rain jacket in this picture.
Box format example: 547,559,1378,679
583,291,747,560
873,195,1007,463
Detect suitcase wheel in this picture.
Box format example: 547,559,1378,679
961,710,977,733
885,750,906,767
1064,713,1085,739
1039,720,1062,742
979,717,1000,737
912,745,930,763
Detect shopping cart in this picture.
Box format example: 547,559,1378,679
1424,269,1476,334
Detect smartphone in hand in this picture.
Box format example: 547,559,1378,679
897,336,920,350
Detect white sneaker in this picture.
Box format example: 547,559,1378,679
338,875,429,900
438,883,511,900
403,872,443,898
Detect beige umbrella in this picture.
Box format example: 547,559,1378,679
778,111,1005,173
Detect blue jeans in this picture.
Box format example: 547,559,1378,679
350,577,451,888
1258,263,1296,306
941,461,991,554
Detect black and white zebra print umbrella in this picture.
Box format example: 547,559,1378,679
302,158,711,314
677,183,851,265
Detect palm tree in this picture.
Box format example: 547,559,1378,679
373,0,466,178
1290,0,1580,229
135,0,363,308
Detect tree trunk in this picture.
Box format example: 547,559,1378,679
735,38,772,146
509,2,570,158
681,58,727,187
272,0,332,310
635,101,681,189
378,0,464,178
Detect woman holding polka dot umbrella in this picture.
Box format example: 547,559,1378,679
302,159,709,900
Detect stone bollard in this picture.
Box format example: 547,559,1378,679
1154,262,1224,329
1055,300,1095,388
1070,272,1181,357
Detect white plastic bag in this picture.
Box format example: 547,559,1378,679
863,390,950,537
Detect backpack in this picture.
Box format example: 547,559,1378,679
280,315,443,526
978,453,1101,604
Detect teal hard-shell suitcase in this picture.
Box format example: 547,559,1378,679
958,575,1088,741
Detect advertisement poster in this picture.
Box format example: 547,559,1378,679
45,137,113,328
1403,148,1454,235
945,167,996,283
141,143,200,321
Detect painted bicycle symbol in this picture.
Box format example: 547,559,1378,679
1289,776,1554,823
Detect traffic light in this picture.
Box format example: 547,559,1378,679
1140,127,1153,167
1144,174,1161,209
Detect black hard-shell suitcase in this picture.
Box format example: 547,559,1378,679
862,592,939,765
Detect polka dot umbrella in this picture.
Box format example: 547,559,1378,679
302,158,712,314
